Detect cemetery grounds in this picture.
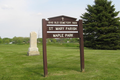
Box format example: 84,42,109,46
0,43,120,80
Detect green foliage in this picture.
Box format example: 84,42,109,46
81,0,120,49
45,38,79,44
13,36,29,44
2,38,10,44
37,38,42,43
23,37,29,44
51,38,57,43
47,43,79,47
55,38,78,43
13,37,24,44
0,37,3,44
0,44,120,80
0,37,79,45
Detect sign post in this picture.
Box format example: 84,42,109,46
42,19,48,77
78,20,85,72
42,15,84,77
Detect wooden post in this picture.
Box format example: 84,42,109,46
78,20,85,72
42,19,48,77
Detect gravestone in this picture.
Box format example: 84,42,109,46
27,32,40,56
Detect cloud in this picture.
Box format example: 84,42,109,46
37,12,42,16
1,4,13,9
0,0,43,38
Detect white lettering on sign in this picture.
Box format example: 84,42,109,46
60,22,65,24
48,27,77,31
65,34,73,37
55,27,64,30
53,34,64,37
53,34,73,38
48,21,77,25
72,22,77,24
49,27,53,30
65,22,71,24
54,21,59,24
48,21,53,24
65,27,77,30
62,17,64,21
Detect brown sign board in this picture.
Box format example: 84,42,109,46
47,33,79,38
42,15,84,77
47,26,78,31
47,21,78,25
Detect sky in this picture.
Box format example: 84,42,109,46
0,0,119,38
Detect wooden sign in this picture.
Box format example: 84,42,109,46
47,21,78,25
47,33,79,38
42,15,84,77
47,26,78,31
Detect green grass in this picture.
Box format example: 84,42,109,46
0,44,120,80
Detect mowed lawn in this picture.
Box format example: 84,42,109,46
0,44,120,80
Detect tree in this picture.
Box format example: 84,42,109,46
23,37,29,44
37,38,42,43
81,0,120,49
3,38,10,44
13,37,23,44
0,37,3,44
50,39,56,43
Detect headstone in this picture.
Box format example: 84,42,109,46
27,32,40,56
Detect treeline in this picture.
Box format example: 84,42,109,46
0,36,79,44
46,38,79,43
0,37,30,44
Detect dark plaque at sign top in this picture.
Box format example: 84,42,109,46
48,15,77,21
47,15,78,25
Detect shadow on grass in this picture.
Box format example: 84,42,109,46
23,66,44,77
48,63,81,73
66,47,79,49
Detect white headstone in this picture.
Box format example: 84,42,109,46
27,32,40,56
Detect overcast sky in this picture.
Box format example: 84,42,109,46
0,0,119,38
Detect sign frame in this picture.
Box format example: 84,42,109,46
42,15,84,77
